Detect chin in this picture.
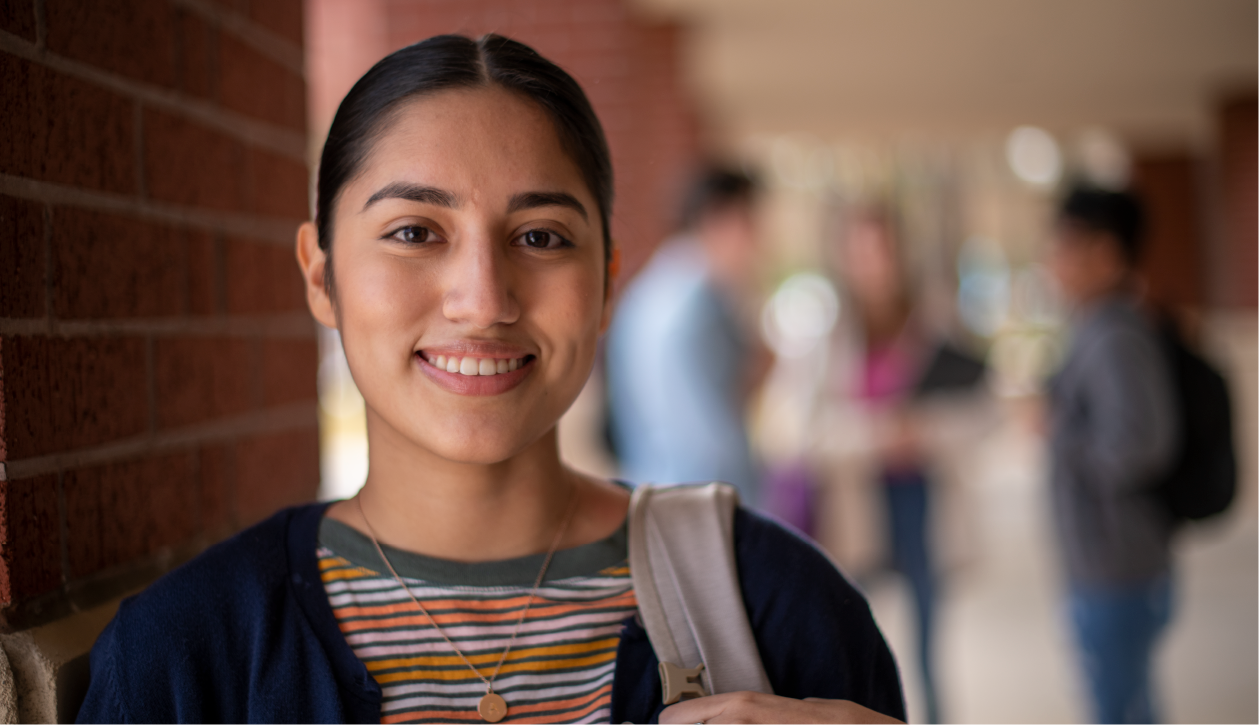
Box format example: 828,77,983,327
423,418,554,466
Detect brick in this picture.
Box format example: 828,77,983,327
234,428,318,524
60,467,99,578
0,475,61,604
1,336,148,459
1219,96,1258,308
223,236,305,314
219,32,305,131
154,337,253,428
51,208,185,319
45,0,177,89
0,0,36,41
260,339,317,406
186,229,220,315
248,0,305,46
198,443,233,532
64,453,196,578
174,7,219,101
0,53,136,194
1,337,6,462
143,108,246,212
244,147,309,219
0,195,45,319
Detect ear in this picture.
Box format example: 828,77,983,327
598,247,621,335
295,221,338,329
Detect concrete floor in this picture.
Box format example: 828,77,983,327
866,423,1259,724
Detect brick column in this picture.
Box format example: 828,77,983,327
1215,93,1257,310
1130,154,1205,313
0,0,317,635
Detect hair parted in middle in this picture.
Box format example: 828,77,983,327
314,34,615,292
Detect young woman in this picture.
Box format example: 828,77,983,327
77,35,904,724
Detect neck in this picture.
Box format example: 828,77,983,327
346,413,578,562
328,408,630,563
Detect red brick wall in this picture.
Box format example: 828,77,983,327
0,0,317,630
1216,93,1257,310
307,0,701,284
1131,155,1205,311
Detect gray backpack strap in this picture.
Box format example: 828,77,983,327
627,482,774,701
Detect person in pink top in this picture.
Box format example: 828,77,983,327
836,206,942,723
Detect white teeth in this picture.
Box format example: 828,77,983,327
430,354,526,377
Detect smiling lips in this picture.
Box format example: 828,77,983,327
416,350,533,396
423,353,526,376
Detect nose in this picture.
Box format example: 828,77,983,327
441,234,520,329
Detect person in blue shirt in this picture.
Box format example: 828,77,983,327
76,34,904,724
606,169,766,505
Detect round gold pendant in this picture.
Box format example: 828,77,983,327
478,692,507,723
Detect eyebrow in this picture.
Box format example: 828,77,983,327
506,191,588,221
362,183,458,211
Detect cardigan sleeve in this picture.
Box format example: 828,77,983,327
734,507,907,720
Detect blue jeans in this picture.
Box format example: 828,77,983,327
1068,576,1173,723
883,470,939,723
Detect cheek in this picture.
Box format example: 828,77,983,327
1050,253,1084,291
528,264,605,356
333,248,438,363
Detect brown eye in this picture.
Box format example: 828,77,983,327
516,229,571,249
389,225,439,245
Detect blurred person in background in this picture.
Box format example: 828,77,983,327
606,167,768,505
821,206,991,724
1047,187,1178,724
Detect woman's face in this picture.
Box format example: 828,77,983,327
839,217,902,308
309,86,608,464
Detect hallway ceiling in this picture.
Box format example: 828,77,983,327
632,0,1257,146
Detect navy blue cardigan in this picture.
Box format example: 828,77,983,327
78,503,904,723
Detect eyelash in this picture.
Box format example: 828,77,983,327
383,225,573,250
386,225,441,245
512,228,573,250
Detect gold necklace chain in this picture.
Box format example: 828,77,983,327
356,489,580,723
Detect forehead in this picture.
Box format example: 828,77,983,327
345,86,588,206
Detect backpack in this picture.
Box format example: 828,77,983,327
626,482,773,704
1155,323,1237,521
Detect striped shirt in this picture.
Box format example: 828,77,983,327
318,517,638,724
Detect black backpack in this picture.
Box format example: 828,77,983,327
1155,322,1237,521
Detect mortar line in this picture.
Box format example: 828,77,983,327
2,402,319,481
0,313,318,339
0,29,306,161
0,174,301,245
32,0,45,48
169,0,305,75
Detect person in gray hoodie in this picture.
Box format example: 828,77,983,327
1047,187,1178,724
